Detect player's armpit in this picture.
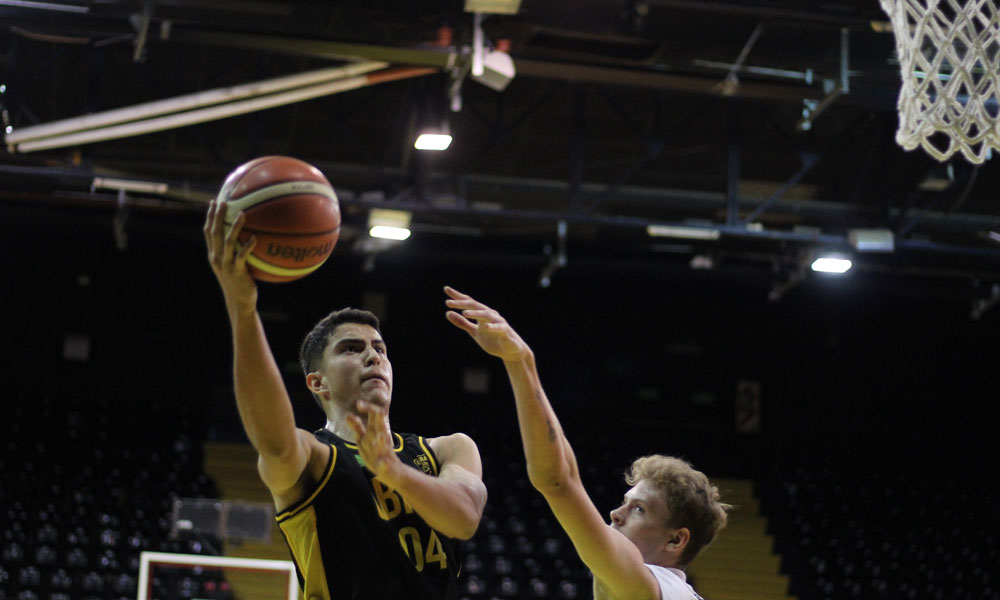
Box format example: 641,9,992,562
257,429,327,509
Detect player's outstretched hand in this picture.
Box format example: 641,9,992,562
444,286,532,363
347,400,400,480
204,200,258,312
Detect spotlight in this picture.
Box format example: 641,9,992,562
471,50,515,91
414,131,452,151
414,107,452,151
811,256,852,273
368,209,412,240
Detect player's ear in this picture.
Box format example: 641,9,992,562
665,527,690,552
306,372,327,395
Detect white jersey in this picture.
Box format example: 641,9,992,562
644,564,704,600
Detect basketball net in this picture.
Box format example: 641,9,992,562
880,0,1000,163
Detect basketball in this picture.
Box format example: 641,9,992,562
218,156,341,283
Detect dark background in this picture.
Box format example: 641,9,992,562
2,0,997,534
6,198,994,479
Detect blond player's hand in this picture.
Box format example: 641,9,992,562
444,286,532,363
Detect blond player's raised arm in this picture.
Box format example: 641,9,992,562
444,287,661,600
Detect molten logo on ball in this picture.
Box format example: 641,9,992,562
266,242,335,262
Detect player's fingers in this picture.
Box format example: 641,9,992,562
346,414,365,438
463,309,501,323
203,201,216,239
445,300,493,317
212,200,228,236
222,212,245,258
445,310,477,334
363,401,387,429
235,235,256,264
443,286,469,299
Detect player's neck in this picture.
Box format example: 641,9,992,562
324,418,357,443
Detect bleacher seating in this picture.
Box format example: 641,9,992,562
757,439,999,600
0,391,222,600
6,382,996,600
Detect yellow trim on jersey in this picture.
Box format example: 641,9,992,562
344,432,405,452
277,504,330,600
276,444,337,523
417,437,439,476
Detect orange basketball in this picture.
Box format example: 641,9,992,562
218,156,341,283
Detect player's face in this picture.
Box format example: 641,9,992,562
317,322,393,409
609,479,673,561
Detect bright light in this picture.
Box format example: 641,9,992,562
92,177,168,194
811,257,852,273
646,224,721,240
414,133,452,151
369,225,411,240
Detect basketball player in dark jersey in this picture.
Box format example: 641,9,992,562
205,201,487,600
445,287,729,600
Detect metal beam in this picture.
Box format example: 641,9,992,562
644,0,880,28
164,27,461,69
4,161,1000,235
163,26,818,101
513,59,814,100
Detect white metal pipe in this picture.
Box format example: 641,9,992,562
0,0,88,12
14,67,432,153
472,12,485,77
5,61,387,145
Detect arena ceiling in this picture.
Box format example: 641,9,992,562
3,0,1000,313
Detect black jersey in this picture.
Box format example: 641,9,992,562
276,429,460,600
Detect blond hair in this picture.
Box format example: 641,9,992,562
625,455,731,565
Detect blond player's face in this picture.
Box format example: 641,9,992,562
608,479,673,561
316,323,393,410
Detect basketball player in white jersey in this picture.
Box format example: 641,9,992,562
445,287,730,600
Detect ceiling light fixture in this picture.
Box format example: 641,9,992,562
413,89,452,151
646,224,721,240
92,177,168,195
368,208,412,240
471,49,515,91
414,131,452,151
848,228,895,253
464,0,521,15
811,256,852,273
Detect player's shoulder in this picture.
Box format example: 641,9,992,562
644,564,702,600
425,431,478,452
423,432,479,465
425,431,476,445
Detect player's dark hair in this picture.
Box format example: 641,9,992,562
299,308,382,408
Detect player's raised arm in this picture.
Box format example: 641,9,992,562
444,287,662,599
204,199,311,496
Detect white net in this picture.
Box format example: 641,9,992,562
880,0,1000,163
